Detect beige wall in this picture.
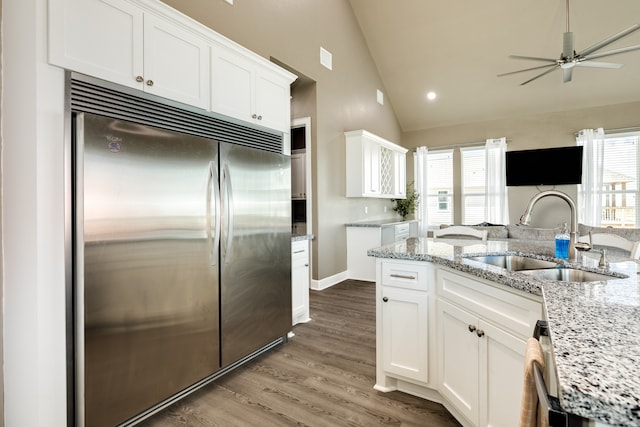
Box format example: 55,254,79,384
403,101,640,228
1,0,5,422
162,0,402,280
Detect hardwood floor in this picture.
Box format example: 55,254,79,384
140,280,461,427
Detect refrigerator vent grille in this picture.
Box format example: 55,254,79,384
68,75,284,154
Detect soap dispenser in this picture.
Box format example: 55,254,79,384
555,223,570,259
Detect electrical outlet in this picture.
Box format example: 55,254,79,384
384,206,387,213
364,206,368,214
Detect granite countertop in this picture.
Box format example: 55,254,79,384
345,219,418,228
368,237,640,427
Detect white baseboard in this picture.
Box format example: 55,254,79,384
310,270,349,291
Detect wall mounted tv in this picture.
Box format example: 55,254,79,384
505,146,584,186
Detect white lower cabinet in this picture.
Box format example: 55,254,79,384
438,299,526,427
291,240,310,325
381,286,429,383
376,260,436,390
437,268,542,427
376,260,542,427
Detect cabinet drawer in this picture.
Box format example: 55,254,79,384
381,261,433,291
292,240,309,261
395,223,410,235
437,268,542,339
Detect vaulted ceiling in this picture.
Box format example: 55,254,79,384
349,0,640,132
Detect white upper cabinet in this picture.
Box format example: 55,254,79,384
211,46,293,133
49,0,210,109
345,130,408,199
142,14,210,109
48,0,296,130
49,0,145,90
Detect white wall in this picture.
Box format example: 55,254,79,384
1,0,68,424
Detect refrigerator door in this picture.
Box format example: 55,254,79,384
220,143,292,366
77,113,220,427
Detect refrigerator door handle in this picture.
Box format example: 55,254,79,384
208,161,221,266
222,163,235,262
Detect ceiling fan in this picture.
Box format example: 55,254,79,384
498,0,640,85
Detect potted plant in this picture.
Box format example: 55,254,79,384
391,182,419,220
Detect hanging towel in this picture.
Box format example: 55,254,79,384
520,337,549,427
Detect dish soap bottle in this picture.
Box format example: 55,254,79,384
555,223,570,259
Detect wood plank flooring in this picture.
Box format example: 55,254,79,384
140,280,461,427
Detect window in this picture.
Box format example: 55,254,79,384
600,133,639,228
461,147,486,225
426,150,453,225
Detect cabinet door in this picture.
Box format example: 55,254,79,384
363,139,381,196
291,241,310,325
211,47,255,122
255,68,292,132
381,287,429,383
49,0,144,90
143,14,210,109
478,319,526,427
438,299,479,425
291,153,306,199
394,150,407,197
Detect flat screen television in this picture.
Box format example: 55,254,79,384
505,146,584,186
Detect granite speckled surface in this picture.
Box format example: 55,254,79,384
345,219,418,228
368,237,640,427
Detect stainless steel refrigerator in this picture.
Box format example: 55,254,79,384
75,112,291,426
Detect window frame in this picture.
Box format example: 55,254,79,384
425,149,454,227
460,145,487,225
599,132,640,228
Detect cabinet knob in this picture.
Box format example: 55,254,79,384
257,115,262,120
146,79,154,86
382,297,389,302
476,329,485,338
304,264,309,267
135,75,144,83
252,114,258,119
468,324,476,332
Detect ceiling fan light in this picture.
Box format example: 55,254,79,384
560,62,576,69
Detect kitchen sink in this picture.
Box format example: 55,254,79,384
519,267,619,283
465,255,559,271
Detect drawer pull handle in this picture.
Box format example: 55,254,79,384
476,329,485,338
468,324,476,333
382,297,389,302
390,274,416,280
293,250,305,254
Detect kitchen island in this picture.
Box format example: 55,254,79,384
368,237,640,427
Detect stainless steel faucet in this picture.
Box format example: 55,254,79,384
519,190,578,261
598,249,609,269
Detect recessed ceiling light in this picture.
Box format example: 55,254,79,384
426,91,437,100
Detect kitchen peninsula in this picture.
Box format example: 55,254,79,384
368,236,640,427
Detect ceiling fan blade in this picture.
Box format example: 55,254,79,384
563,67,573,83
497,63,558,77
578,24,640,58
509,54,557,63
583,44,640,61
520,65,559,86
576,61,623,69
